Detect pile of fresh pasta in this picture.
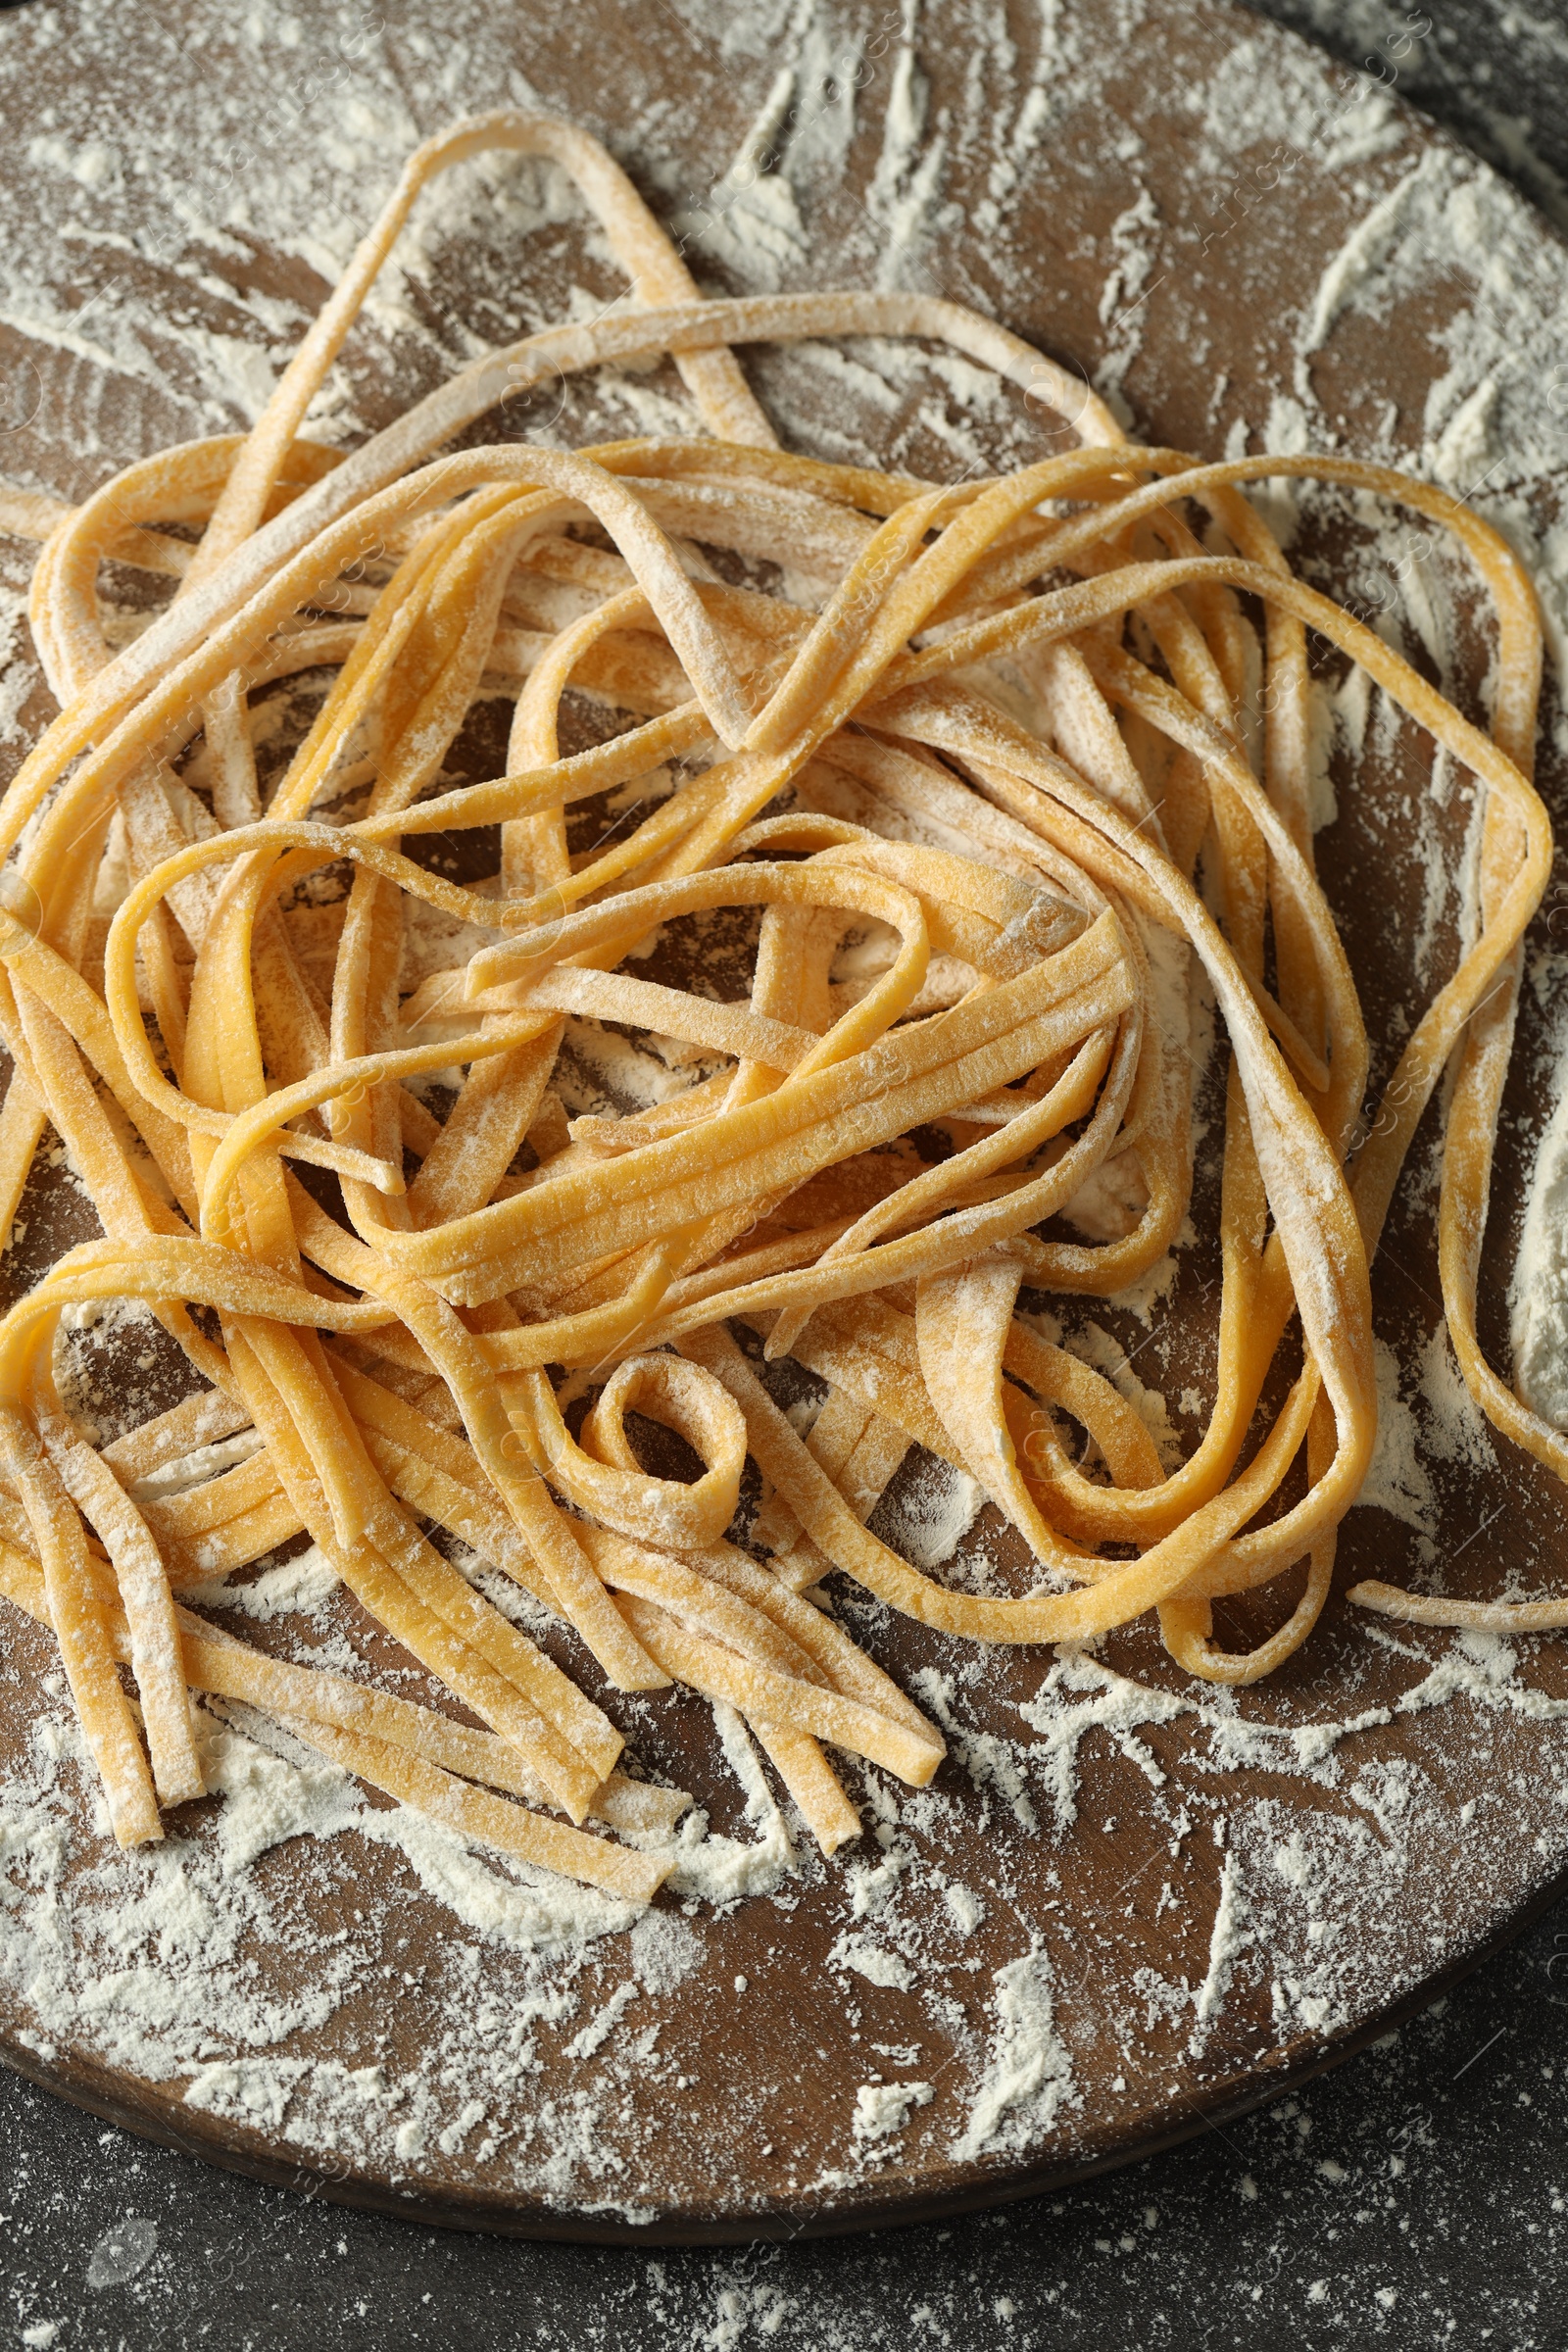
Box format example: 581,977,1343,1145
0,111,1556,1891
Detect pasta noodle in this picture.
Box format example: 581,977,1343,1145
0,107,1552,1887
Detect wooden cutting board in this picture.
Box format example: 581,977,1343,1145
1,0,1567,2243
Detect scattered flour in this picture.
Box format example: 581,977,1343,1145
853,2077,934,2142
1356,1337,1439,1538
950,1947,1076,2162
1188,1837,1251,2056
0,0,1564,2233
1512,1055,1568,1430
184,1544,342,1623
831,1935,916,1992
875,1452,985,1572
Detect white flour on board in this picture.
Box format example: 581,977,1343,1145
0,0,1566,2216
1513,1040,1568,1432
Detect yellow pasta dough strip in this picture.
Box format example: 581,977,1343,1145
0,97,1556,1855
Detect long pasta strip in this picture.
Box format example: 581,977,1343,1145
0,99,1552,1871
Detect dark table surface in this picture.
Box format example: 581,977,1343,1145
6,1,1568,2345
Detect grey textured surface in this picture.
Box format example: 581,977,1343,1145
5,0,1568,2343
1250,0,1568,230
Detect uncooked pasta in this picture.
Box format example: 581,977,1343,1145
0,110,1551,1880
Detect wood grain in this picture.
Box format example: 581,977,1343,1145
0,0,1566,2241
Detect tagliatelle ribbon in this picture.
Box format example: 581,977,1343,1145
0,105,1550,1882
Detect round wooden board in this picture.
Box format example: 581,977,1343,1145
2,0,1568,2244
